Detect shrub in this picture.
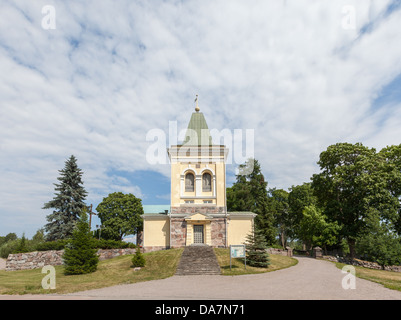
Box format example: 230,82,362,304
93,239,136,249
245,228,270,268
63,211,99,275
35,238,136,251
131,248,146,268
13,234,29,254
0,240,19,258
35,239,70,251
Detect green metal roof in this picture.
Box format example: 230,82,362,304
228,211,257,217
142,204,170,214
183,112,213,146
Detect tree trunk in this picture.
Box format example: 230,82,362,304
348,239,356,259
280,229,286,249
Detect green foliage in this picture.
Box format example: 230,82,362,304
298,205,340,249
43,155,88,241
96,192,144,241
227,158,276,245
0,233,17,246
34,239,71,251
267,188,289,247
131,248,146,268
288,183,318,238
0,230,47,258
94,239,136,249
245,228,270,268
34,238,136,251
63,210,99,275
356,210,401,268
14,234,29,254
378,144,401,234
311,142,401,257
0,239,20,258
31,229,45,246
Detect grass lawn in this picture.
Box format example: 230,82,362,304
0,247,299,295
0,248,183,295
214,248,298,276
334,261,401,292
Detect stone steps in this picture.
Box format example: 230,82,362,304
175,245,221,275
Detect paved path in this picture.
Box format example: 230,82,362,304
0,259,5,271
3,256,401,300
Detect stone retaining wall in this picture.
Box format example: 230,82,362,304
143,246,170,253
267,247,293,257
322,255,401,272
6,248,137,271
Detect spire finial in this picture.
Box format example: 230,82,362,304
195,94,200,112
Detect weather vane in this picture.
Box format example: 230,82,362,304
195,94,200,112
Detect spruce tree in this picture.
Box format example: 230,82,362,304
63,209,99,275
245,228,270,268
131,247,146,268
227,158,276,245
43,155,88,241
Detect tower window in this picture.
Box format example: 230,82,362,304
202,172,212,192
185,173,195,192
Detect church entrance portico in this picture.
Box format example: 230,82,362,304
184,212,212,246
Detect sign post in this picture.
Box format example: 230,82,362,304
230,245,246,271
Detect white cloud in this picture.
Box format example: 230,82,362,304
0,0,401,237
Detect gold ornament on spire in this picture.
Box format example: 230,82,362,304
195,94,200,112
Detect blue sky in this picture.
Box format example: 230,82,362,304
1,0,401,238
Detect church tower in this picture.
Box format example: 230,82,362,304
167,98,228,247
141,96,256,252
168,101,228,209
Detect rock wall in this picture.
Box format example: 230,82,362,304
211,218,226,247
6,250,64,271
322,255,401,272
6,248,137,271
170,218,187,247
267,247,293,257
142,246,169,253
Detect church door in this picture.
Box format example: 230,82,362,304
193,225,204,244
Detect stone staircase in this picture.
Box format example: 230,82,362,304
175,245,221,275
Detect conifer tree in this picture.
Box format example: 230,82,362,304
227,158,276,245
63,209,99,275
245,228,270,268
131,247,146,268
43,155,88,241
14,233,29,253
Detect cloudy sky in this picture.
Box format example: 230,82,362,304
1,0,401,238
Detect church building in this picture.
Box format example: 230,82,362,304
141,99,256,252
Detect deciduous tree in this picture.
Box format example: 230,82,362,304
312,142,401,258
96,192,144,241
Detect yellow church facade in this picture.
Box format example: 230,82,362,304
141,101,256,252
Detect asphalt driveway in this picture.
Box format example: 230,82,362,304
3,256,401,300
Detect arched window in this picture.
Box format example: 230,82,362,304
202,172,212,192
185,173,195,192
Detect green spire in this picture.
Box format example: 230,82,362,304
183,111,213,146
